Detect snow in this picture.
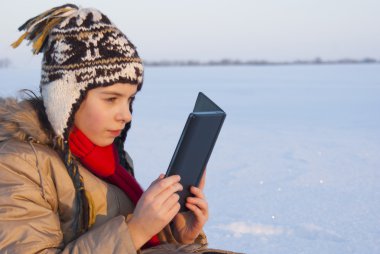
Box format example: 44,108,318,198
1,64,380,253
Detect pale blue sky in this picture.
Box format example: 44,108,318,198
1,0,379,67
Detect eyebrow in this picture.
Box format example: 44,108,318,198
101,91,137,97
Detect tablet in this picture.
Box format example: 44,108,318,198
165,92,226,212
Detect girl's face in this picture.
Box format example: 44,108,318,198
74,83,138,147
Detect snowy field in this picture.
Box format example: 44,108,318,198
1,64,380,253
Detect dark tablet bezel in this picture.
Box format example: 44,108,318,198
165,111,226,212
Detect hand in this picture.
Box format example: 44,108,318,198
128,174,182,249
172,170,209,244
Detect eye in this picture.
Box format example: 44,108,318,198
106,97,117,103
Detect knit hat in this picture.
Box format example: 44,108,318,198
12,4,143,235
12,3,143,141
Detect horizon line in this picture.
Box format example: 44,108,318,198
144,58,380,67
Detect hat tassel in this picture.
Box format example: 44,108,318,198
11,4,79,54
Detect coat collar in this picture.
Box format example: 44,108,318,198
0,98,52,145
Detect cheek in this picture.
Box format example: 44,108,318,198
77,101,109,135
84,106,108,131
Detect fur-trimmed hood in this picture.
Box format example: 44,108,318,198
0,98,52,145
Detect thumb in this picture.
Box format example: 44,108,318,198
149,174,165,187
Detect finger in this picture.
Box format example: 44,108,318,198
164,192,181,210
156,192,181,219
153,181,183,206
186,203,207,221
190,186,205,199
187,197,208,213
167,200,181,220
146,175,161,191
148,174,165,187
148,175,181,196
153,174,165,185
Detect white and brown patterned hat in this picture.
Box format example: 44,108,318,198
12,4,143,140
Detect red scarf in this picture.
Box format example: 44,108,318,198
69,126,160,248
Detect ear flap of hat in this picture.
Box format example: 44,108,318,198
41,73,89,139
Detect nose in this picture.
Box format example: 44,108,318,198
116,103,132,123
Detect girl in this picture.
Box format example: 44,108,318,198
0,4,240,254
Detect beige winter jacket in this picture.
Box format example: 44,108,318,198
0,98,215,254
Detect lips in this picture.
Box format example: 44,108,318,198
108,130,122,136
